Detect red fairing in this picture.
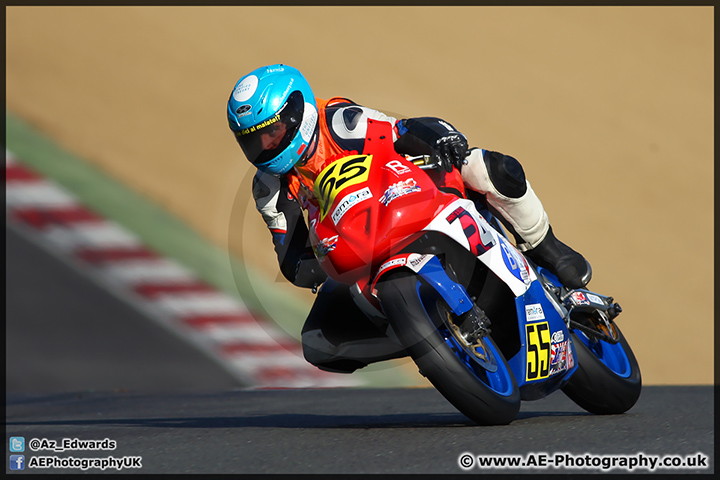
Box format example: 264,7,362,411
309,119,458,285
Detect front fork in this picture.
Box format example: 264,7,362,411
410,255,491,345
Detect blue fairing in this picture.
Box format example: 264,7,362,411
415,256,474,317
508,279,578,397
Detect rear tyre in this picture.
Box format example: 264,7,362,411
562,325,642,414
377,270,520,425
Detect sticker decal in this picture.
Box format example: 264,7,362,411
406,253,432,272
314,235,338,260
331,187,372,225
235,104,252,117
549,340,569,375
315,155,372,220
445,206,495,255
233,75,258,102
377,257,407,276
300,102,318,142
500,240,531,284
525,321,551,381
551,330,565,343
525,303,545,322
571,292,590,305
372,255,412,294
587,293,604,305
384,160,411,175
379,178,421,206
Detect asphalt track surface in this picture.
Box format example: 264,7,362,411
5,223,715,475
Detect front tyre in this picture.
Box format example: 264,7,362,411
377,270,520,425
562,325,642,414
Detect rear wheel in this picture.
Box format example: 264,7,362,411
562,324,642,414
376,270,520,425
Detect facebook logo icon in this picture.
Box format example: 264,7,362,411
9,455,25,470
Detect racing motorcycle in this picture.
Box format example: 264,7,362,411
307,119,641,425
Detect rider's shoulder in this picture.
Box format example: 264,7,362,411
322,96,357,108
252,169,287,192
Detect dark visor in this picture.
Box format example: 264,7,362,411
235,90,304,166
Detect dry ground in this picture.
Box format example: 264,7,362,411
6,6,714,385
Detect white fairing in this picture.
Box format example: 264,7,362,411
423,198,536,297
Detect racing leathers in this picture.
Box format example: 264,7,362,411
252,97,591,373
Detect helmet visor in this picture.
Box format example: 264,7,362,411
234,90,304,166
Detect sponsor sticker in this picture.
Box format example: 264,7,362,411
233,75,258,102
551,330,565,343
377,257,407,275
235,104,252,117
500,240,530,284
587,293,604,305
525,303,545,322
384,160,411,175
331,187,372,224
406,254,432,272
300,103,318,142
280,77,295,100
379,178,421,206
313,235,338,260
571,292,590,305
549,340,569,375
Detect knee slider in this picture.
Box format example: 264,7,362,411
483,150,527,199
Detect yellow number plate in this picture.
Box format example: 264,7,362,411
525,321,551,381
314,154,372,220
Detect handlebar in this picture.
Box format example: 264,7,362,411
408,154,469,170
407,155,440,170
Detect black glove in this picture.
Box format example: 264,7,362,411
434,132,469,173
396,117,469,173
294,253,328,289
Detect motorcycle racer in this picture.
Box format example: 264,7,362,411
228,64,592,373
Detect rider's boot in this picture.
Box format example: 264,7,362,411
461,148,592,289
524,226,592,289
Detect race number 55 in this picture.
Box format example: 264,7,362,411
314,155,372,218
525,322,551,381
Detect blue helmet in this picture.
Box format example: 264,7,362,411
227,64,319,175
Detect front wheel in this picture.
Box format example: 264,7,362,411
376,270,520,425
562,325,642,414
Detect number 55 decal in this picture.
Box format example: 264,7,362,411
314,155,372,219
525,321,551,381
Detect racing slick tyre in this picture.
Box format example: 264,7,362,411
376,270,520,426
561,325,642,415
